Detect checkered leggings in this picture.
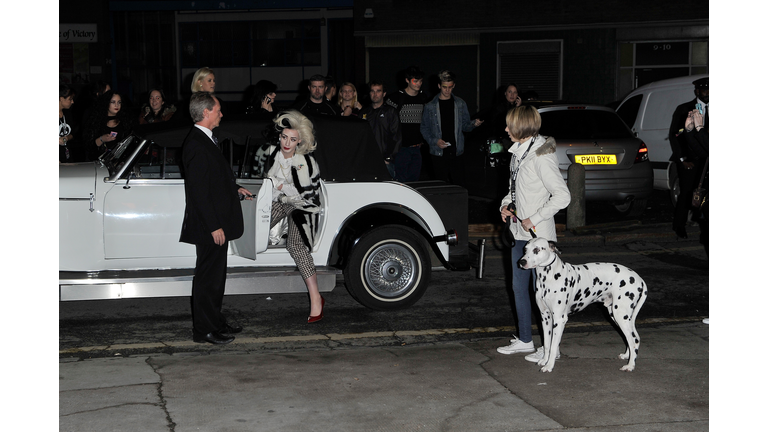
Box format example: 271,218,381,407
270,202,316,279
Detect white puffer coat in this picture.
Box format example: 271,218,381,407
499,135,571,242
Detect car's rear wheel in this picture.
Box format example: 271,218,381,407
344,225,431,311
614,198,647,218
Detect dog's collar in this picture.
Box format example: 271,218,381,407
543,254,558,268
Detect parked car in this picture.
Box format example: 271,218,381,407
533,103,654,217
59,116,477,310
615,74,707,204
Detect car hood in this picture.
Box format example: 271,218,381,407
59,163,99,199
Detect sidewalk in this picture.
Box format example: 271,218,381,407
60,322,709,432
469,220,701,246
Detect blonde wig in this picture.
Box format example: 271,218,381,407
273,110,317,155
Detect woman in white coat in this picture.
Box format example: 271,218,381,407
266,110,325,323
496,105,570,360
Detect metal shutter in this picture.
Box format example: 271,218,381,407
498,41,562,100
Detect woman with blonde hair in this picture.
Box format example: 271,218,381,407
495,105,570,361
337,82,362,116
263,110,324,322
191,67,216,93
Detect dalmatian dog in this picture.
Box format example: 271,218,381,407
519,237,647,373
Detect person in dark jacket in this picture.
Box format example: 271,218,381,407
139,89,177,124
83,90,133,161
294,74,338,116
684,106,709,257
668,77,708,239
179,91,253,345
246,80,278,119
359,81,402,179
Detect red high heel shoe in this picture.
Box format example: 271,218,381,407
308,297,325,323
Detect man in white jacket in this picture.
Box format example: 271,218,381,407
496,106,571,361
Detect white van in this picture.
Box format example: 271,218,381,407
615,74,707,204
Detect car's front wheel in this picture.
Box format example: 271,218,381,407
344,225,431,311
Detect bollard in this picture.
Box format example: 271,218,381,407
567,163,586,229
476,238,486,279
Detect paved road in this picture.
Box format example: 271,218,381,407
60,226,708,359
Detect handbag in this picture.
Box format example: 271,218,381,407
691,158,708,208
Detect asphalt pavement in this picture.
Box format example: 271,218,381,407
60,321,708,432
59,221,713,432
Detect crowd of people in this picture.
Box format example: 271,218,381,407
59,66,526,186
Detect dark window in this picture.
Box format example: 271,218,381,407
181,19,320,68
616,95,643,129
539,110,633,140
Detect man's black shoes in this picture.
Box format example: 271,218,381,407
220,323,243,334
193,331,235,345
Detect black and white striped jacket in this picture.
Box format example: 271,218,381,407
264,145,322,248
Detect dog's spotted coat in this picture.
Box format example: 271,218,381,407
519,238,647,372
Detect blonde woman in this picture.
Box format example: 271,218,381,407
264,110,324,322
496,105,570,360
337,82,362,116
191,67,216,93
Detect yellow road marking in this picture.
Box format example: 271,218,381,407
59,316,706,355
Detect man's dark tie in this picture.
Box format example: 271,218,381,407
212,135,219,147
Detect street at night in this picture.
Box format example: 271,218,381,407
50,1,731,430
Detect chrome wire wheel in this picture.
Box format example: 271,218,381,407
362,241,418,299
344,225,431,310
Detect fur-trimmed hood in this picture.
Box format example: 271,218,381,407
508,135,557,158
534,136,557,156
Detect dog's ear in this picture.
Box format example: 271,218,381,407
548,241,561,255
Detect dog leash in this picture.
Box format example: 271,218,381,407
503,202,537,247
503,138,538,246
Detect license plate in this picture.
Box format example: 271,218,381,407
574,154,617,165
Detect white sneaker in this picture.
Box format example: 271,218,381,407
703,318,709,325
496,336,535,355
524,346,560,363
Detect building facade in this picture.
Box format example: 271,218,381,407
59,0,708,114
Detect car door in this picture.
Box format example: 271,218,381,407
102,144,193,259
231,178,273,260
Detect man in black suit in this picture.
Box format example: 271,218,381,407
668,77,708,239
180,92,253,344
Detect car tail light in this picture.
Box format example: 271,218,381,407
634,141,649,163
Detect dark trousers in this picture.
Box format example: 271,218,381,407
192,242,228,335
393,146,422,182
673,160,704,230
430,153,466,187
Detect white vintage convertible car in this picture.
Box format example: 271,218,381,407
59,115,476,310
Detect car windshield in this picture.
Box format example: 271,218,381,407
539,110,634,140
98,135,146,178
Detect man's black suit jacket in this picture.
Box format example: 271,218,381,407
179,126,244,246
668,98,700,163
